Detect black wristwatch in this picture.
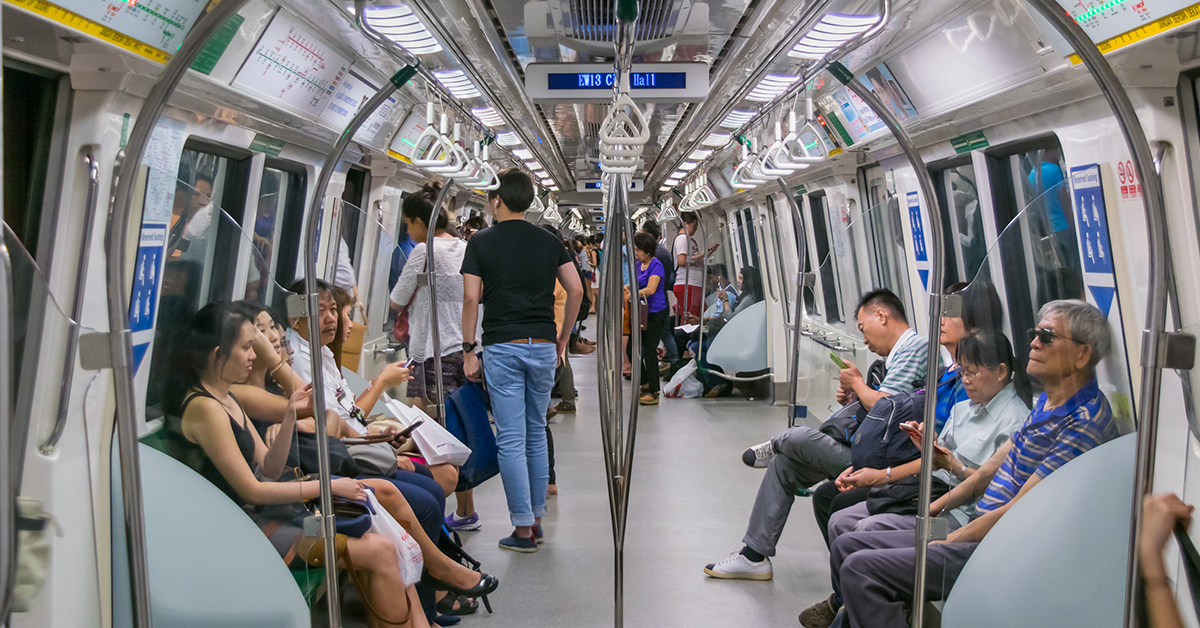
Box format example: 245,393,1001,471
462,341,477,352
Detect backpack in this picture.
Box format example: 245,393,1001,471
444,382,499,492
850,387,926,471
818,359,887,446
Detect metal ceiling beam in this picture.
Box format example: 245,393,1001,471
404,0,575,186
644,0,839,186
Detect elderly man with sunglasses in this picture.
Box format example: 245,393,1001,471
829,299,1120,628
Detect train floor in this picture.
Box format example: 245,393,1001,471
448,316,831,627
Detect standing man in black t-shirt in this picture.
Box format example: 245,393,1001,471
461,169,583,553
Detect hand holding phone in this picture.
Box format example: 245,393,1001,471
830,352,849,370
402,357,417,369
396,419,424,439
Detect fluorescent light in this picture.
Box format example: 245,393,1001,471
433,70,481,99
689,149,713,160
659,185,673,191
671,170,687,178
524,161,540,170
513,148,534,160
665,178,681,186
496,131,520,146
679,161,699,171
789,13,879,60
471,106,504,127
362,5,443,55
747,74,800,102
720,110,755,129
541,178,554,186
702,133,732,147
534,170,549,178
549,185,559,191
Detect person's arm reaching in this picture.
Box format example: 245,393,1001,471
354,361,411,417
557,262,583,363
1141,493,1192,628
462,273,482,381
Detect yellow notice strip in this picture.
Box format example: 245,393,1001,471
387,150,414,165
1069,1,1200,64
5,0,172,64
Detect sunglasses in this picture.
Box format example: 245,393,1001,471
1027,327,1079,346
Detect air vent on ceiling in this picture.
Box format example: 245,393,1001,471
525,0,708,55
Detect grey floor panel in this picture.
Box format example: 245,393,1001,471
451,319,834,627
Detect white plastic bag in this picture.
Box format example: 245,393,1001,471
365,491,424,586
382,395,473,466
664,360,702,398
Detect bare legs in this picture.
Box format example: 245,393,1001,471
455,489,475,518
345,534,430,628
362,479,481,590
429,464,458,497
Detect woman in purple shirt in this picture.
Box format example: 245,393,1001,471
633,232,670,405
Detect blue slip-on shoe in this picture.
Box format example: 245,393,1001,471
498,533,538,553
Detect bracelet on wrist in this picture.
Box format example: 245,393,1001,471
269,360,286,376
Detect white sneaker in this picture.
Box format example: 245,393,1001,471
704,551,773,580
742,441,775,468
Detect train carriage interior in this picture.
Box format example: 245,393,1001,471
5,0,1200,625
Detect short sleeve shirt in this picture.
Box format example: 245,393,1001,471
461,220,572,345
879,328,930,395
637,257,668,313
975,378,1117,514
672,232,704,286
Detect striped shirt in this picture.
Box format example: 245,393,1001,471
975,378,1117,514
879,328,930,395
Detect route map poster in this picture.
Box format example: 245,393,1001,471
232,10,351,118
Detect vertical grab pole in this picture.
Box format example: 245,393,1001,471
425,180,456,425
103,2,253,625
0,227,14,621
1022,3,1186,627
779,179,809,427
693,214,710,368
297,67,417,628
833,64,947,628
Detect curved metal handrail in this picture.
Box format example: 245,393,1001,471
42,149,100,455
779,180,809,427
298,67,418,628
103,2,254,625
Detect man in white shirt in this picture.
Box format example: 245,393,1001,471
673,212,707,320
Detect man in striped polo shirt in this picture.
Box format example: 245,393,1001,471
705,289,929,581
833,300,1120,628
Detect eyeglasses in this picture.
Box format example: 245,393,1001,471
1026,327,1080,346
959,365,994,382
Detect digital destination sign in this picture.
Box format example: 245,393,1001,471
547,72,687,90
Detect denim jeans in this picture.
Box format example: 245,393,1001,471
483,340,557,526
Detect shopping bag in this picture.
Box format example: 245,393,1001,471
382,395,473,466
365,491,424,586
664,359,701,398
444,383,499,491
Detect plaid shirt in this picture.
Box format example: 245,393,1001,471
976,377,1117,514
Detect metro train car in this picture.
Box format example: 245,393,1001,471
2,0,1200,625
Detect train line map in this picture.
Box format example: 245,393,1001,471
7,0,207,62
1059,0,1195,44
232,11,351,117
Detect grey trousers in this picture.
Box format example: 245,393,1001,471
742,426,851,556
833,529,977,628
828,506,963,599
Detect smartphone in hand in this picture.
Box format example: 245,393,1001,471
396,419,424,439
402,357,417,369
830,352,849,370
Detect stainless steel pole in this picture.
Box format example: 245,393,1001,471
0,224,15,621
836,65,947,628
779,179,809,427
299,67,417,628
1021,4,1178,626
103,3,252,625
424,180,456,425
42,149,100,455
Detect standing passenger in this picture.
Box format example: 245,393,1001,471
632,232,670,405
673,212,706,320
461,169,583,553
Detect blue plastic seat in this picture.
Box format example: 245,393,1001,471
112,444,310,628
705,300,768,374
942,433,1135,628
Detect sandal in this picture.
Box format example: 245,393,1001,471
437,592,479,616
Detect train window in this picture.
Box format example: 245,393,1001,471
932,160,990,285
986,138,1083,368
766,197,791,318
808,192,842,324
3,61,64,259
741,207,760,271
245,162,306,306
860,166,914,317
791,194,816,315
339,166,371,269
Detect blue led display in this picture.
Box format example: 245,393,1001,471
547,72,687,90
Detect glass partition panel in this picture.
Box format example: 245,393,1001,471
3,223,105,624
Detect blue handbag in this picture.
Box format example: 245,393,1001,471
331,486,375,538
444,383,500,492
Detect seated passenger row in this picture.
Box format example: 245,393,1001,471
157,290,500,627
705,283,1120,628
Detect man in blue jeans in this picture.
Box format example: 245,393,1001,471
461,169,583,552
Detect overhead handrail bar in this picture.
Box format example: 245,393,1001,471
1017,3,1195,627
42,149,100,455
296,66,419,628
99,2,255,625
